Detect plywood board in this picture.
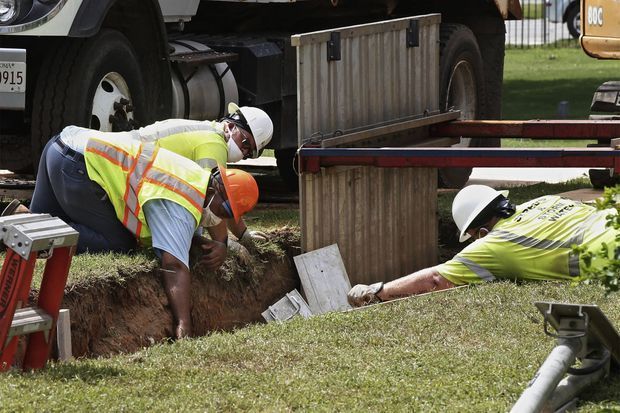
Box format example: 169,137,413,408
301,166,437,286
294,244,352,314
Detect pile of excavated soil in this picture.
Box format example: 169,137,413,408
53,228,302,358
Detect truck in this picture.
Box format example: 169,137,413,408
578,0,620,187
0,0,521,188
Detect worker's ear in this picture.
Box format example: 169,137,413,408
477,227,489,239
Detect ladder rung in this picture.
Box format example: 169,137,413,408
8,307,53,339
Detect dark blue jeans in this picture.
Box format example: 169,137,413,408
30,135,136,253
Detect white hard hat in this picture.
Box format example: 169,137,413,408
228,102,274,158
452,185,509,243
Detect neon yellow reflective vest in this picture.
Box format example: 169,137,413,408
84,134,210,245
437,195,618,285
137,119,228,169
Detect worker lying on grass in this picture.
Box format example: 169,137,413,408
348,185,618,307
5,133,259,338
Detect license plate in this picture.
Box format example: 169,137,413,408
0,61,26,93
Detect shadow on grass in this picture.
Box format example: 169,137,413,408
28,362,126,384
503,78,613,120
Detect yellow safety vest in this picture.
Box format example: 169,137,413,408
138,119,228,169
437,195,618,284
84,134,210,244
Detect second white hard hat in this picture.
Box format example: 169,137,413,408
228,103,274,158
452,185,509,243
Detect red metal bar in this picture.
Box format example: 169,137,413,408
299,147,620,173
430,120,620,139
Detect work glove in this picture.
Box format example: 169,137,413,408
238,229,269,248
227,239,252,266
347,282,384,307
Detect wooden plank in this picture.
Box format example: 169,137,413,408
293,244,352,314
56,309,72,361
300,167,437,286
320,111,460,148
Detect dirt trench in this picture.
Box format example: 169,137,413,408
43,219,460,359
55,229,302,358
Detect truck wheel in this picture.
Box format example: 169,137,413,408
275,148,299,191
566,5,581,39
438,24,485,189
31,29,146,170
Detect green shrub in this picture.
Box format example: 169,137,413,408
576,186,620,293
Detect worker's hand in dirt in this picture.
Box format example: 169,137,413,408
193,237,228,271
227,239,252,266
239,229,269,248
347,282,385,307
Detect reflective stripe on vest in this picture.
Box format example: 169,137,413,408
453,256,496,282
87,139,204,238
139,121,220,142
143,168,205,210
491,211,604,278
196,158,218,169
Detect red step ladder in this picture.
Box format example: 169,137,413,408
0,213,78,371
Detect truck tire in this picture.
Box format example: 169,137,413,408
438,24,486,189
31,29,146,171
566,4,581,39
275,148,299,191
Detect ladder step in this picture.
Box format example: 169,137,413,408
8,307,53,339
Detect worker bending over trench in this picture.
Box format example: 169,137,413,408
348,185,618,307
3,133,259,339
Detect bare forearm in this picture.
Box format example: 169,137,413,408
377,267,454,301
227,218,248,239
160,252,193,338
206,221,228,243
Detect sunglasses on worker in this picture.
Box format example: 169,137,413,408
230,124,254,156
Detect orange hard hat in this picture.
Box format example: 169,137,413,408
218,164,259,222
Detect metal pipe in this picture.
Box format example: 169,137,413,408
510,338,581,413
544,357,609,412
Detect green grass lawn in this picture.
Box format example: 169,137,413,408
0,282,617,411
502,47,620,148
502,46,620,120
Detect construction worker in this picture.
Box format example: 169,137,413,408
22,133,259,338
348,185,618,307
5,103,273,267
135,102,273,252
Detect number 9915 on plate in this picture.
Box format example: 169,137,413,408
0,62,26,93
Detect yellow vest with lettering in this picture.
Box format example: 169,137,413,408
437,195,617,284
84,134,209,245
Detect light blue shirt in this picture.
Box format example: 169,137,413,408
143,199,197,269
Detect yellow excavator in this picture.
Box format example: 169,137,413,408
580,0,620,187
